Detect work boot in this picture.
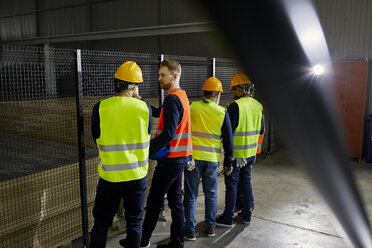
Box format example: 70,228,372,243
203,227,215,237
184,231,196,241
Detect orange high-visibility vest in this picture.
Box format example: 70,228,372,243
155,89,192,158
256,135,264,154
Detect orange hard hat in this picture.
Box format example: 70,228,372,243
229,73,251,90
202,77,223,93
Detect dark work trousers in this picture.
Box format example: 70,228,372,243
141,160,186,248
89,176,147,248
223,158,254,223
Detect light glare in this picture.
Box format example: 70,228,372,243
313,64,324,75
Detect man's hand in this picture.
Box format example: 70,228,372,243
224,166,233,176
132,86,141,99
186,159,196,171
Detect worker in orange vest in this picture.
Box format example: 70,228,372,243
120,59,192,248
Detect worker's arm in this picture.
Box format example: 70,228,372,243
257,111,265,154
91,102,101,143
226,103,239,175
227,102,239,134
143,99,162,117
149,94,183,155
260,111,265,135
133,88,162,117
221,111,233,167
145,102,153,134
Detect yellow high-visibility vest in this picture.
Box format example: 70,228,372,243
233,97,263,158
96,96,150,182
190,100,225,162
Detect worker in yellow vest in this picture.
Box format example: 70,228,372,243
183,77,233,240
216,73,264,227
89,61,152,248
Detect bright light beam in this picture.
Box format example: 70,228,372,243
313,64,324,75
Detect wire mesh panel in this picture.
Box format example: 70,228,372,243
164,55,212,103
0,45,82,247
215,58,277,154
80,50,161,223
215,58,241,107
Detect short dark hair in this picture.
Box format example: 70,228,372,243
203,91,219,98
114,78,136,92
160,59,181,75
202,91,219,103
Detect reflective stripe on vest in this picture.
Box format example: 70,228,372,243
192,131,221,140
190,100,225,162
233,97,263,158
155,130,191,140
98,158,148,171
96,96,150,182
155,89,192,158
97,141,150,152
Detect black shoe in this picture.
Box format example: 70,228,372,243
119,239,150,248
203,227,215,237
184,231,196,241
237,212,251,225
157,244,169,248
215,215,235,228
119,239,127,248
157,243,172,248
157,242,183,248
140,240,151,248
234,201,242,213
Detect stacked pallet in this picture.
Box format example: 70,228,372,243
0,96,160,247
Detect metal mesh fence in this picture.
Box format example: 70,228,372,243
215,58,276,154
0,45,276,247
164,54,212,102
215,58,241,107
0,45,81,247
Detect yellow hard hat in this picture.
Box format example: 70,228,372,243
115,61,143,83
229,73,251,90
202,77,223,93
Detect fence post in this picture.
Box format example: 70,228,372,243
211,57,216,77
74,49,89,247
159,54,165,106
44,43,57,98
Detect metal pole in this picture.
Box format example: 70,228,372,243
44,43,56,98
211,57,216,77
159,54,165,106
75,49,89,248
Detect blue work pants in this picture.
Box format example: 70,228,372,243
184,160,219,233
223,159,254,223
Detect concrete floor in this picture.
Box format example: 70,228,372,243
105,150,372,248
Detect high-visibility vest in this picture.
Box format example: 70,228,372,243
233,97,263,158
155,89,192,158
256,135,264,154
190,100,225,162
96,96,150,182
